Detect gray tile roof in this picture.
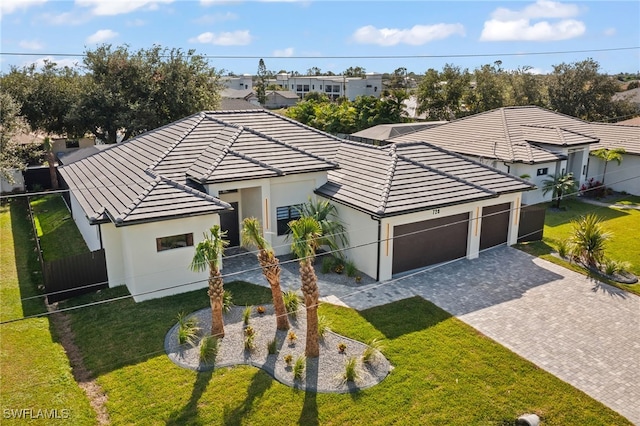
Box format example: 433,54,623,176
390,106,599,164
350,121,447,141
316,141,534,218
588,122,640,155
59,110,342,226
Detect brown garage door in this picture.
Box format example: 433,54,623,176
392,213,469,274
480,203,510,250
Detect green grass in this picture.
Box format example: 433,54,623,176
518,197,640,295
58,281,629,425
30,195,89,261
0,199,95,425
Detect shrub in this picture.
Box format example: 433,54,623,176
176,312,200,346
256,305,266,315
321,256,335,274
267,338,277,355
284,354,293,366
603,258,618,276
556,239,569,258
244,326,256,351
337,342,347,353
345,260,357,277
283,290,300,318
223,290,234,313
580,178,605,198
569,214,611,268
343,357,359,383
333,262,345,274
317,315,332,339
287,330,297,344
362,338,384,364
293,356,306,381
243,305,252,325
199,336,219,364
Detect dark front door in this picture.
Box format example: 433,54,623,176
220,202,240,247
392,212,469,275
479,203,510,250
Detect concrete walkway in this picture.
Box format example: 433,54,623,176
224,246,640,424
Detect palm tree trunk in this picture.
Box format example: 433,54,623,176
300,260,319,358
208,269,225,338
601,162,608,186
47,150,59,190
259,252,289,330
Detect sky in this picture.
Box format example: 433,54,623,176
1,0,639,76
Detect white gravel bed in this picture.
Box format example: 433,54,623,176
165,304,392,393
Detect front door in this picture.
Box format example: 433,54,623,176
220,202,240,247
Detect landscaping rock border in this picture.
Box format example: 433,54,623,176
164,304,392,393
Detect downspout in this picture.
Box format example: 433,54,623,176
373,215,381,282
98,223,103,250
502,162,511,174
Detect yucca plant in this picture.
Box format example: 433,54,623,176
283,289,300,318
556,239,569,259
199,335,219,364
222,290,234,313
293,356,306,381
345,260,358,277
569,213,611,269
321,256,335,274
267,338,278,355
243,305,252,326
362,338,384,364
317,314,332,339
176,312,200,346
343,357,359,383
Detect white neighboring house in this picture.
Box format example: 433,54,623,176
270,72,383,101
59,110,534,301
1,169,25,193
586,122,640,195
221,75,254,91
390,106,602,205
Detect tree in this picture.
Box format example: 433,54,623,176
289,216,322,358
343,66,366,78
42,137,59,190
256,59,268,105
465,62,507,114
592,148,625,186
569,214,611,268
548,59,627,121
73,44,222,144
416,64,471,120
542,172,577,209
296,198,349,258
506,66,547,107
241,217,289,331
387,67,407,90
306,67,322,76
189,226,229,338
0,92,38,183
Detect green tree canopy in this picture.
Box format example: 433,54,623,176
416,64,471,120
0,92,40,182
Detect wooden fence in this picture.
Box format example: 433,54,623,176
44,249,108,303
518,205,546,242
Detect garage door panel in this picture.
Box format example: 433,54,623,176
392,212,469,274
480,203,510,250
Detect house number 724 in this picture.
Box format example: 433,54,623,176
432,209,440,215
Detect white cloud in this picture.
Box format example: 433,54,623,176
200,0,242,6
273,47,294,57
481,0,585,41
603,27,616,37
188,30,252,45
352,23,465,46
1,0,47,17
194,12,237,24
76,0,174,16
28,56,81,70
19,39,44,50
127,18,145,27
86,29,119,44
41,11,91,25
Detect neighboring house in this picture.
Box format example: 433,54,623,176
58,145,111,165
219,98,263,111
402,95,427,120
1,169,25,194
221,75,253,91
220,88,260,107
264,90,299,109
269,72,383,101
348,122,447,145
59,110,534,302
586,122,640,195
390,106,601,205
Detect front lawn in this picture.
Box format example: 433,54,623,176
0,198,95,425
518,197,640,296
58,282,630,425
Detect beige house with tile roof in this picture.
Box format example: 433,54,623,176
60,110,534,301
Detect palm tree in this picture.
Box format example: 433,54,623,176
289,216,322,358
569,213,611,269
542,172,577,209
296,198,349,259
43,137,59,190
592,148,625,186
189,225,229,338
241,217,289,331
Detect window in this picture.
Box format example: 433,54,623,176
65,139,80,149
303,85,309,92
276,205,301,236
536,167,548,176
156,233,193,252
296,84,303,91
325,85,332,93
333,85,341,93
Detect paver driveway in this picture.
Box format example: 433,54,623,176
226,245,639,423
339,246,640,425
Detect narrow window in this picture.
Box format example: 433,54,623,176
536,167,548,176
276,205,302,236
156,233,194,252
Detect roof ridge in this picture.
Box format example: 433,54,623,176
261,109,346,143
227,145,284,175
115,172,161,224
376,144,398,214
501,107,515,162
195,125,244,181
148,112,206,171
150,170,233,207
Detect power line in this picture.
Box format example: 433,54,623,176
1,46,638,61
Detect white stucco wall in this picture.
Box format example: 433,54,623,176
0,169,24,193
117,214,220,302
587,154,640,195
68,191,101,251
101,222,125,288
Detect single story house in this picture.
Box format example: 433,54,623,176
264,90,299,109
389,106,601,205
586,122,640,195
59,110,533,302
